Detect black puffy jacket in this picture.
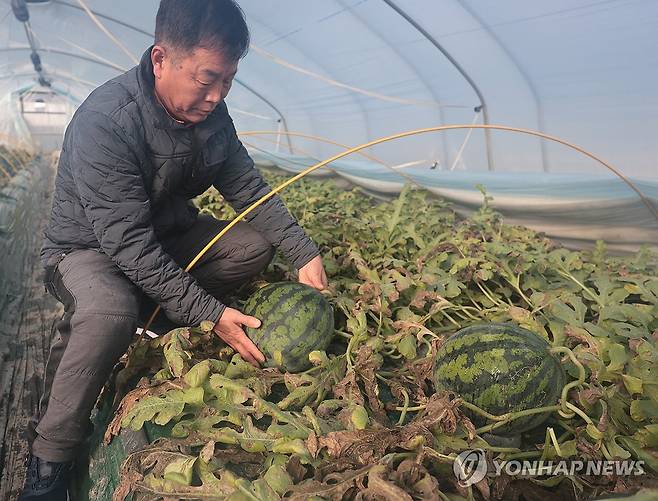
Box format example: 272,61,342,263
41,46,319,326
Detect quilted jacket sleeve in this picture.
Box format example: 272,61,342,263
70,110,226,326
213,122,321,270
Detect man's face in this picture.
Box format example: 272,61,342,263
151,44,238,124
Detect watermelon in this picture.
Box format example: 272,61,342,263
242,282,334,373
433,323,565,435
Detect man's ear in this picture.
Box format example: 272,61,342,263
151,45,167,80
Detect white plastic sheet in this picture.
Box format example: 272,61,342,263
0,0,656,249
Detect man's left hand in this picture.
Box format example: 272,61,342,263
298,255,328,290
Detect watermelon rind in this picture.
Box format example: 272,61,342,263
433,323,565,436
243,282,334,373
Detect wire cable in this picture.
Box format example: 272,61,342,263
249,44,470,110
449,110,481,171
75,0,139,65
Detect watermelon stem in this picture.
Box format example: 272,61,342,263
550,346,588,421
419,446,457,464
469,404,563,435
395,405,425,412
438,309,461,328
475,281,504,307
500,450,544,460
556,268,604,307
544,427,562,459
456,305,482,321
397,389,410,426
375,373,412,425
479,445,523,454
449,309,471,322
562,401,593,425
464,291,484,311
509,275,534,308
335,330,353,340
460,400,560,424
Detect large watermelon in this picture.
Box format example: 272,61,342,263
433,323,565,435
242,282,334,373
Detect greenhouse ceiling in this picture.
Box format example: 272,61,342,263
0,0,657,178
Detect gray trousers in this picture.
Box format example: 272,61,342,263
28,216,275,462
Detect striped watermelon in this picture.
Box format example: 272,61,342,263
433,323,564,435
243,282,334,373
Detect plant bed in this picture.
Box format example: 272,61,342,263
79,171,657,500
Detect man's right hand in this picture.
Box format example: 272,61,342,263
213,307,266,367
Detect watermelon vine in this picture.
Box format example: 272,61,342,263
107,171,658,500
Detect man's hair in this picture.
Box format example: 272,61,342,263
155,0,250,61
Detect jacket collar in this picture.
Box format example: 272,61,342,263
136,45,229,142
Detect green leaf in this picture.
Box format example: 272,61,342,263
153,367,173,381
397,334,417,360
225,354,259,379
184,360,212,388
586,424,604,440
433,433,471,453
630,400,658,422
163,456,197,486
121,387,204,430
617,436,658,475
622,374,643,395
549,295,587,326
605,343,628,374
386,184,411,243
264,464,292,495
271,437,311,460
604,435,631,460
543,439,578,458
633,424,658,448
350,405,369,430
164,332,192,377
448,257,469,275
171,404,247,438
590,274,630,307
228,478,281,501
596,490,658,501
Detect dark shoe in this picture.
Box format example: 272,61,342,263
19,453,73,500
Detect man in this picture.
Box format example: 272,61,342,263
19,1,327,499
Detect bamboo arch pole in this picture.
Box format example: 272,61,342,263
239,130,428,190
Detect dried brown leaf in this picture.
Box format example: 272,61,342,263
409,290,446,310
415,243,455,271
577,387,604,406
413,392,460,435
564,325,599,356
199,440,215,463
334,370,365,406
361,464,413,500
354,346,390,426
286,455,308,484
104,386,152,444
284,373,307,391
306,431,319,458
112,470,142,501
391,459,442,501
287,464,371,500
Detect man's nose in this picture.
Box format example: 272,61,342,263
205,85,223,104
